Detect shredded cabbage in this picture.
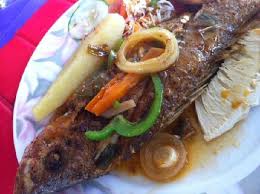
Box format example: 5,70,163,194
123,0,174,35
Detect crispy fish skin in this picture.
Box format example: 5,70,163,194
120,0,260,158
15,1,260,194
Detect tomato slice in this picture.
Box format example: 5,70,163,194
108,0,127,18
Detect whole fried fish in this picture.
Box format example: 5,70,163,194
15,1,260,193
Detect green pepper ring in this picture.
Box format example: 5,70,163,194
85,74,163,141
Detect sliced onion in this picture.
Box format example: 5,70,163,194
140,133,187,181
117,28,179,74
101,99,136,118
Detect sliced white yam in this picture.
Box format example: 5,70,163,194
196,29,260,141
33,14,125,121
196,98,249,142
199,79,240,136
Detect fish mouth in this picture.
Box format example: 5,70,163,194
14,0,260,194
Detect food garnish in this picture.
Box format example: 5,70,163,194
88,44,110,57
86,73,144,116
86,30,173,116
107,50,117,67
117,28,179,73
123,0,174,35
85,74,163,141
114,38,125,51
107,0,174,35
107,38,124,67
102,99,136,118
140,133,187,181
88,38,123,67
150,0,159,7
33,14,125,121
113,100,122,109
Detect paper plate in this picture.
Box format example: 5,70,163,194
13,1,260,193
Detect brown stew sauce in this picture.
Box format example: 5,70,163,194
114,103,241,183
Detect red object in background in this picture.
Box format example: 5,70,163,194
0,0,76,193
0,96,17,194
0,0,184,193
0,36,35,104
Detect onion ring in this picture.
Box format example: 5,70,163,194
117,28,179,74
140,133,187,181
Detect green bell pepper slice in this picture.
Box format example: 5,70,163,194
85,74,163,141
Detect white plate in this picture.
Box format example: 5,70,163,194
13,1,260,193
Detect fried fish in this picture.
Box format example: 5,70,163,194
15,0,260,193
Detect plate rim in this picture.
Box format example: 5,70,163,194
12,0,80,163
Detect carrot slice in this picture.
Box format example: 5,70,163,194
86,47,165,116
86,73,143,116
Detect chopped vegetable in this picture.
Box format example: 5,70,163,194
33,14,125,121
86,36,168,116
114,38,124,51
115,75,163,137
113,100,121,109
117,28,179,74
119,2,127,18
123,0,174,35
107,50,117,67
88,44,110,57
107,38,123,67
108,0,123,14
86,73,144,116
102,99,136,118
85,74,163,141
150,0,158,7
141,47,164,61
140,133,187,181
